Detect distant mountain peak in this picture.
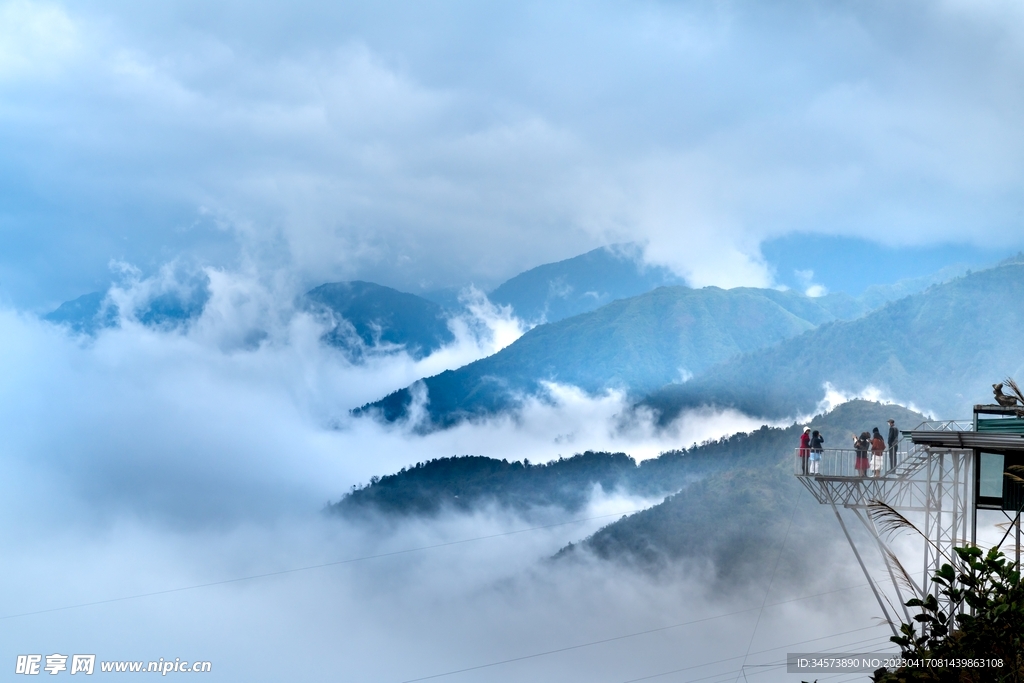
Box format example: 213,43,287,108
304,281,455,360
43,278,211,334
487,243,685,325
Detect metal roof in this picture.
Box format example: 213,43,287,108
909,429,1024,451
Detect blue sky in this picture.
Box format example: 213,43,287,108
3,0,1024,308
762,234,1016,296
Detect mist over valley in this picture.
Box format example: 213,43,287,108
4,2,1024,680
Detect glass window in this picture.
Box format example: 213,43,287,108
980,452,1005,499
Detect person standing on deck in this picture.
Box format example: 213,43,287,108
809,429,824,475
799,427,811,474
854,432,871,477
887,419,899,469
871,427,885,477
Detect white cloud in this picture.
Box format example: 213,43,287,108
0,260,779,524
794,268,828,297
0,0,77,81
0,493,880,682
5,1,1024,307
0,262,890,682
6,3,1020,676
812,381,937,421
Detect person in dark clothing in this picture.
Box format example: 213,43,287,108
809,429,824,475
887,419,899,469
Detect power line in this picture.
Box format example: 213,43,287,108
398,609,764,683
737,633,895,669
0,509,640,621
5,502,897,683
398,583,877,682
613,631,893,683
742,635,895,672
730,638,897,683
734,497,800,682
627,634,895,683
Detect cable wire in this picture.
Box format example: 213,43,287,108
734,497,801,682
0,509,640,621
398,583,877,682
613,631,893,683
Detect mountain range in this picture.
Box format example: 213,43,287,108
644,260,1024,422
359,258,1024,427
42,244,1008,426
356,285,863,426
335,400,923,582
41,244,678,347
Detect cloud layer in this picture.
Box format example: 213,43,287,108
3,0,1024,307
0,266,766,527
0,272,883,682
2,3,1021,678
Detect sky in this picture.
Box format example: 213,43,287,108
3,0,1024,310
3,1,1024,680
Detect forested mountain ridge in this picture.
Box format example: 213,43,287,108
643,261,1024,423
356,285,854,428
332,452,645,517
334,400,924,581
559,400,925,581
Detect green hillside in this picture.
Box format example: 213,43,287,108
644,262,1024,423
334,400,923,582
332,452,643,517
357,285,848,427
562,400,925,581
332,441,774,518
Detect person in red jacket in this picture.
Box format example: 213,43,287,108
798,427,811,474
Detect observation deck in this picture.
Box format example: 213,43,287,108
791,407,1024,634
793,419,973,512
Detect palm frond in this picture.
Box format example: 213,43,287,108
868,499,957,566
1003,377,1024,417
1005,377,1024,405
882,543,925,599
868,500,922,539
1006,465,1024,485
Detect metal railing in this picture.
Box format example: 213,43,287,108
794,421,974,479
794,447,909,478
911,419,974,432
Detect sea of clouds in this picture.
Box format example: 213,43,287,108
0,266,899,681
4,0,1022,677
